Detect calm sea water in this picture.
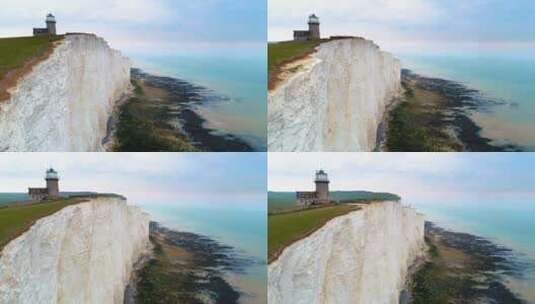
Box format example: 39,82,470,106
397,50,535,150
413,199,535,302
127,47,267,151
139,201,267,304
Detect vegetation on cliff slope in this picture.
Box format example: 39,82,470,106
0,35,64,101
268,40,322,89
113,79,200,152
0,197,86,250
268,204,360,263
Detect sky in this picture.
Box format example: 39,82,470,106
0,153,266,209
269,0,535,53
268,153,535,204
0,0,266,53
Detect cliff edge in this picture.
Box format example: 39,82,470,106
268,201,425,304
268,38,401,151
0,195,150,304
0,34,132,151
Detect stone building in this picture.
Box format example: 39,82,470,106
296,169,330,206
28,168,60,201
293,14,320,41
33,13,57,36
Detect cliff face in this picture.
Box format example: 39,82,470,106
0,196,150,304
268,201,425,304
268,38,401,151
0,34,132,151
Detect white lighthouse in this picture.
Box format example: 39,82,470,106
46,13,56,35
308,14,320,40
314,169,329,204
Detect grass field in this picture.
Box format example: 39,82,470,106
0,197,86,250
268,40,322,89
0,35,63,100
268,204,360,262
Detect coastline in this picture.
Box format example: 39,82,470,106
112,69,254,152
385,69,523,152
411,222,529,303
130,222,264,304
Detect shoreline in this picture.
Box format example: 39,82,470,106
130,222,264,304
385,69,523,152
113,69,254,152
411,222,529,303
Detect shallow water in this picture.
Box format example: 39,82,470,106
139,201,267,304
398,50,535,150
413,199,535,302
127,47,267,151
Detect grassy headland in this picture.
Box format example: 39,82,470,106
113,79,199,152
0,35,64,101
268,40,322,90
268,204,360,263
268,190,400,213
0,197,87,251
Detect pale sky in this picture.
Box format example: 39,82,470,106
0,153,266,208
269,0,535,52
268,153,535,204
0,0,266,53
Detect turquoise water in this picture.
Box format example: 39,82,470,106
397,50,535,150
138,201,266,303
413,198,535,302
0,193,30,206
127,46,267,151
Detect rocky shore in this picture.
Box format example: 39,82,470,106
386,70,523,152
411,222,528,303
128,222,261,304
114,69,253,152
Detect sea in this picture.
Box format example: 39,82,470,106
397,50,535,151
126,46,267,151
413,198,535,303
139,201,267,304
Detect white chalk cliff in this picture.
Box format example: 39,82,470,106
268,201,425,304
0,34,132,151
0,196,150,304
268,38,401,151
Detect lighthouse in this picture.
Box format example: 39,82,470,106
45,168,59,198
314,169,329,204
46,13,56,35
308,14,320,40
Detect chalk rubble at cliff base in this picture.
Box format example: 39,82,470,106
268,201,425,304
0,34,132,152
0,196,150,304
268,38,401,152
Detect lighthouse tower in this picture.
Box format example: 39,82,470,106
308,14,320,40
314,169,329,204
46,13,56,35
45,168,59,198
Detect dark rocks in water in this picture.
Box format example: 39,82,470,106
132,222,262,304
401,69,523,152
422,222,527,304
130,68,254,152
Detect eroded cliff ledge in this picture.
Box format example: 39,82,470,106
268,38,401,151
0,34,132,151
268,201,425,304
0,195,150,304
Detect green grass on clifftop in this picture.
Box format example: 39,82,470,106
268,204,360,262
0,197,86,251
268,191,401,212
268,40,323,89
